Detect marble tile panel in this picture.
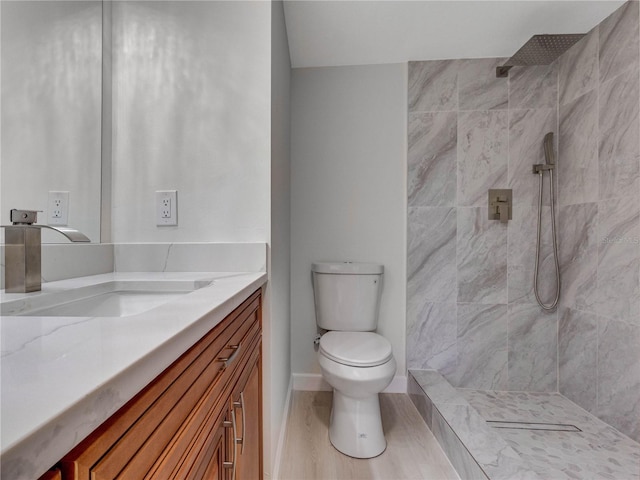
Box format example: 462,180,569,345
558,27,599,106
436,403,544,480
408,373,434,428
408,60,458,113
508,108,557,207
508,64,558,110
409,369,470,407
457,207,507,304
558,307,598,413
458,58,508,111
457,110,509,207
507,205,556,305
557,203,598,311
456,303,508,390
408,112,457,207
407,301,457,377
558,89,599,206
507,304,558,392
599,67,640,200
596,196,640,322
597,317,640,442
431,406,490,480
407,207,457,304
599,0,640,84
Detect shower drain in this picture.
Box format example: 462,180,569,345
486,421,582,432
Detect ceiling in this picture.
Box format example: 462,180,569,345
283,1,625,68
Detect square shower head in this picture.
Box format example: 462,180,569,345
496,34,585,77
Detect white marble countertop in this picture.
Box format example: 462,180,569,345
0,271,267,480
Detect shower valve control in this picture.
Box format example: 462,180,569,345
489,189,512,223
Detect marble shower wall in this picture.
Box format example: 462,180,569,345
407,57,559,393
555,0,640,442
407,0,640,443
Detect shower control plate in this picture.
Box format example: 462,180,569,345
488,189,512,223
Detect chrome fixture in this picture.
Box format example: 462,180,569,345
533,133,561,311
2,209,90,293
488,189,512,223
497,34,585,77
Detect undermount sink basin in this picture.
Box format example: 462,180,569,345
1,279,212,317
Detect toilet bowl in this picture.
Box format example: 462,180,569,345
318,331,396,458
311,261,395,458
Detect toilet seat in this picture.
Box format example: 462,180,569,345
319,331,392,367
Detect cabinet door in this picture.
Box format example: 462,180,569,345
191,418,228,480
235,354,262,480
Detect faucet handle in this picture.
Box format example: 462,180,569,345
10,209,41,225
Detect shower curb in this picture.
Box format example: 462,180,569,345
408,370,545,480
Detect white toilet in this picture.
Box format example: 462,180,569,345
312,261,396,459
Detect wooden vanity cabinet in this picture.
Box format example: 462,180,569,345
52,289,262,480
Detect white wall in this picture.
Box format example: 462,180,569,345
110,1,271,243
290,64,407,380
263,1,292,477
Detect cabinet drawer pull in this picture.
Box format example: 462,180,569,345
231,408,238,480
223,462,234,469
217,343,242,368
232,392,246,454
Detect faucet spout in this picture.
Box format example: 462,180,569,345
2,209,90,293
37,225,90,243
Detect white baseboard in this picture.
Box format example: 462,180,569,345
292,373,407,393
271,376,293,480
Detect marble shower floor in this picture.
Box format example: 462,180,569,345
460,389,640,479
409,370,640,480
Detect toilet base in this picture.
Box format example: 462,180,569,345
328,390,387,458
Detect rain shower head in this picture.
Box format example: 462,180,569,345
496,34,585,78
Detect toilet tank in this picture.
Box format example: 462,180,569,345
311,262,384,331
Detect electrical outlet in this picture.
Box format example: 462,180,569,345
48,191,69,225
156,190,177,226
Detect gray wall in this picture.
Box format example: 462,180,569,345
407,0,640,443
556,0,640,442
264,0,292,476
290,64,407,380
406,58,559,392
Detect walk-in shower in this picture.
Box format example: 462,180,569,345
533,132,560,310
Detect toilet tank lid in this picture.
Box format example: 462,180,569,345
312,262,384,274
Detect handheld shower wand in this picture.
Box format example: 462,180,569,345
533,132,561,311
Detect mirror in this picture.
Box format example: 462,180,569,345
1,1,103,243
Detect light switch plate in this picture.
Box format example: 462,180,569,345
156,190,178,226
48,191,69,225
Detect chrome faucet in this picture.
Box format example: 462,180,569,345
2,209,90,293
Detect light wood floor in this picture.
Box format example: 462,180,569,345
278,391,460,480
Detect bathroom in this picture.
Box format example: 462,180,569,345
1,0,639,479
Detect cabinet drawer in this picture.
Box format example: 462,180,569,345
124,314,261,479
61,289,261,480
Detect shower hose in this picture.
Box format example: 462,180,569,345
533,135,561,311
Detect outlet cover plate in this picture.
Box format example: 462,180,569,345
156,190,178,226
48,191,69,225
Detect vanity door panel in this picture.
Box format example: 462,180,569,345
59,289,261,480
